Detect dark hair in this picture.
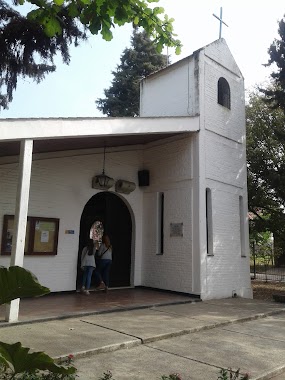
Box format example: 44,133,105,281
102,235,112,249
86,239,94,256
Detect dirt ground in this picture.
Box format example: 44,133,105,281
251,280,285,301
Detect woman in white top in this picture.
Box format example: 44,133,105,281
80,239,96,295
96,234,112,291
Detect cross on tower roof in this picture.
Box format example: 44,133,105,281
212,7,228,39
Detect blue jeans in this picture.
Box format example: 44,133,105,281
82,266,94,289
97,259,112,287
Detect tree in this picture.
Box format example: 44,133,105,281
246,90,285,264
0,0,181,112
0,0,86,111
262,16,285,112
96,29,167,116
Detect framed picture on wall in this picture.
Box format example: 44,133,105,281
1,215,59,256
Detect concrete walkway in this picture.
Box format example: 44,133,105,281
1,298,285,380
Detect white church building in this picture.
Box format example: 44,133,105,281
0,39,253,321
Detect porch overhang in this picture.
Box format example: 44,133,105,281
0,116,199,158
1,115,200,322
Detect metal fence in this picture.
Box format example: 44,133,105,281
250,263,285,282
250,239,285,282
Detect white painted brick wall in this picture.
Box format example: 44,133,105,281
201,180,251,300
204,39,242,79
200,41,252,300
0,149,144,292
204,184,251,299
142,137,193,293
205,132,246,188
142,137,193,185
204,60,245,142
139,39,251,299
140,58,198,117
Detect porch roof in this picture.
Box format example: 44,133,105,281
0,116,199,157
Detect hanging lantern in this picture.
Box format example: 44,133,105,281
92,147,114,190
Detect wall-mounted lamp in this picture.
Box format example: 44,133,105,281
92,147,114,190
115,180,136,194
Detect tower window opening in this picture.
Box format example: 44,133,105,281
218,77,231,109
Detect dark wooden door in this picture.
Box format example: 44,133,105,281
77,192,132,289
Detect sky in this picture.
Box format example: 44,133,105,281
1,0,285,119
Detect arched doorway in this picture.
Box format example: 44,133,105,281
76,192,132,289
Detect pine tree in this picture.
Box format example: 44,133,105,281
96,30,168,117
0,1,86,111
262,16,285,112
0,1,181,112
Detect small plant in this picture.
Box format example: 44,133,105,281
218,368,249,380
162,374,182,380
94,371,249,380
98,371,113,380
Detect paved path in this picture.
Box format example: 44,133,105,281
1,298,285,380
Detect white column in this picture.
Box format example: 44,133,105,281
5,139,33,322
192,132,205,296
192,52,207,298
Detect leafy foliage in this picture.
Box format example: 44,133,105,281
22,0,181,51
0,266,75,379
250,231,276,269
250,15,285,261
0,0,181,111
246,90,285,264
0,0,87,111
0,372,76,379
96,29,167,116
262,16,285,112
0,342,75,376
0,266,50,305
246,91,285,233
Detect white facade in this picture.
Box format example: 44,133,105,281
0,39,252,318
0,149,144,291
140,39,252,300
